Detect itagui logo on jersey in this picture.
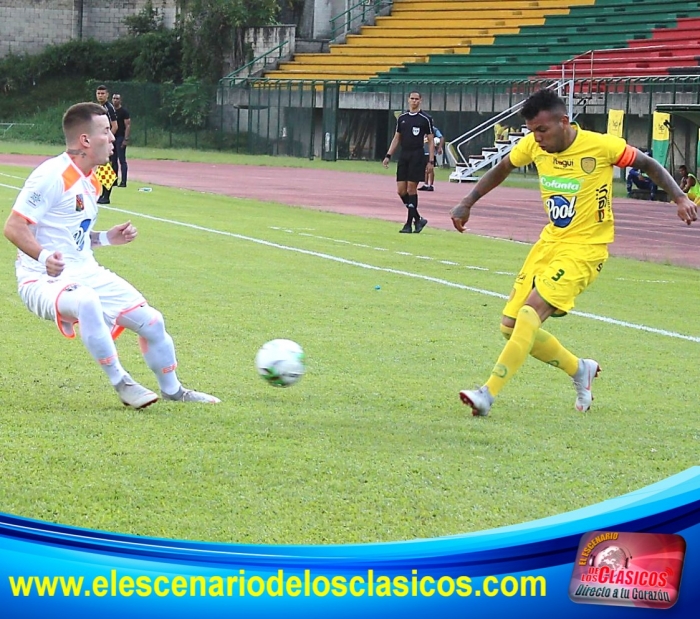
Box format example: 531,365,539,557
540,175,581,228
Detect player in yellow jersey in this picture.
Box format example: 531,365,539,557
449,89,697,417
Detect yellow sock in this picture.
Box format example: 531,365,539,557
485,306,541,397
529,328,579,376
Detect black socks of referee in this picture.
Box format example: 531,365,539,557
401,193,420,226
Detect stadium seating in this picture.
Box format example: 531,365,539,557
371,1,700,82
262,0,598,81
262,1,700,83
537,17,700,78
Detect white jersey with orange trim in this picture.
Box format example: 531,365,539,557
12,152,103,283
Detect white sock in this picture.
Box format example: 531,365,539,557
57,287,127,386
116,304,182,395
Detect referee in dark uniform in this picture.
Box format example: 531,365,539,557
95,84,118,204
383,91,435,233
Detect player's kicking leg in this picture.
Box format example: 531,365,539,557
53,283,158,409
116,304,221,403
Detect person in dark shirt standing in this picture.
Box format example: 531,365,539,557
95,85,117,204
382,91,435,233
112,93,131,188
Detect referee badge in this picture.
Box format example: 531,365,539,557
581,157,597,174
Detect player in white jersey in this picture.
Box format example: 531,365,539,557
4,102,220,408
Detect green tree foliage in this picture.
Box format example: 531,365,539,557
179,0,279,83
0,40,135,94
126,0,184,83
133,31,183,83
163,77,217,129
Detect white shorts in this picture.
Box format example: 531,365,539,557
18,265,146,339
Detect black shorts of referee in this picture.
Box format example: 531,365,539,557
396,148,427,183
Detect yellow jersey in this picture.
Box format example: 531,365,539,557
509,128,628,244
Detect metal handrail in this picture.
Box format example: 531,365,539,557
560,45,694,82
330,0,393,42
446,81,571,167
220,40,291,84
225,75,700,87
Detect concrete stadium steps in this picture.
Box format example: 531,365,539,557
343,35,495,46
370,19,545,29
327,45,472,55
391,0,592,8
376,9,572,20
280,54,428,66
388,0,595,15
351,27,521,38
262,0,597,81
261,69,380,80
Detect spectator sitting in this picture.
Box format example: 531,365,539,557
494,122,510,142
627,166,657,200
679,164,700,204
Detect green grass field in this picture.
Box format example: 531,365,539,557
0,161,698,546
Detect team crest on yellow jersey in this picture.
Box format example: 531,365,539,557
581,157,597,174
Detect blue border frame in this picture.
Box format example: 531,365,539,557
2,467,699,617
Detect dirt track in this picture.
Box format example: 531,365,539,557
2,154,699,268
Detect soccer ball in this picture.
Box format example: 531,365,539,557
255,339,305,387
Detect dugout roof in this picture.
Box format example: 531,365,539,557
655,104,700,126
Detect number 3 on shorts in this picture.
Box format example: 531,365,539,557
551,269,565,282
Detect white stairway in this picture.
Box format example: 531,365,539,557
449,125,530,182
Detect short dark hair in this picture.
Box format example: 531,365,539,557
679,164,688,173
62,102,107,140
96,84,108,91
408,90,422,98
521,89,567,121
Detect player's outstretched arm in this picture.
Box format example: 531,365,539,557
450,156,516,232
635,151,698,225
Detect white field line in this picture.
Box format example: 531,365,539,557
103,205,700,345
0,172,28,181
0,176,693,342
0,182,23,190
283,227,512,273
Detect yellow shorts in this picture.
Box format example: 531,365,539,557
503,240,608,318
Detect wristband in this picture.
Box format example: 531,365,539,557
429,160,436,165
37,249,52,265
98,231,111,246
385,153,392,160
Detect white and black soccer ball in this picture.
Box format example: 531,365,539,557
255,339,305,387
